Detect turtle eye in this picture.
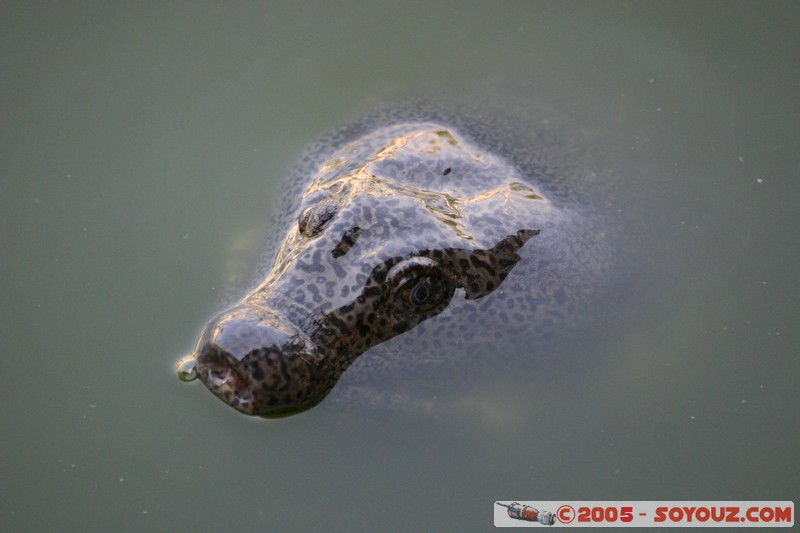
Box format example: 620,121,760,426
386,257,455,314
395,274,452,313
298,199,339,237
408,279,433,306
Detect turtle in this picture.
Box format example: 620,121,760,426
177,99,619,418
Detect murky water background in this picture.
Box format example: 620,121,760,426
2,2,798,531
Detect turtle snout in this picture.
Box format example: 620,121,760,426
206,307,298,363
194,305,329,417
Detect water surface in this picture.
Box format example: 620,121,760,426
2,2,798,530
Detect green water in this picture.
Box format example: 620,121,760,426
2,2,798,531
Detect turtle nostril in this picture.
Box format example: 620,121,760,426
235,386,253,408
206,363,231,388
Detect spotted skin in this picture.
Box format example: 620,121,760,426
189,106,616,417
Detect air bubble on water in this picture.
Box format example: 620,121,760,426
176,354,198,382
